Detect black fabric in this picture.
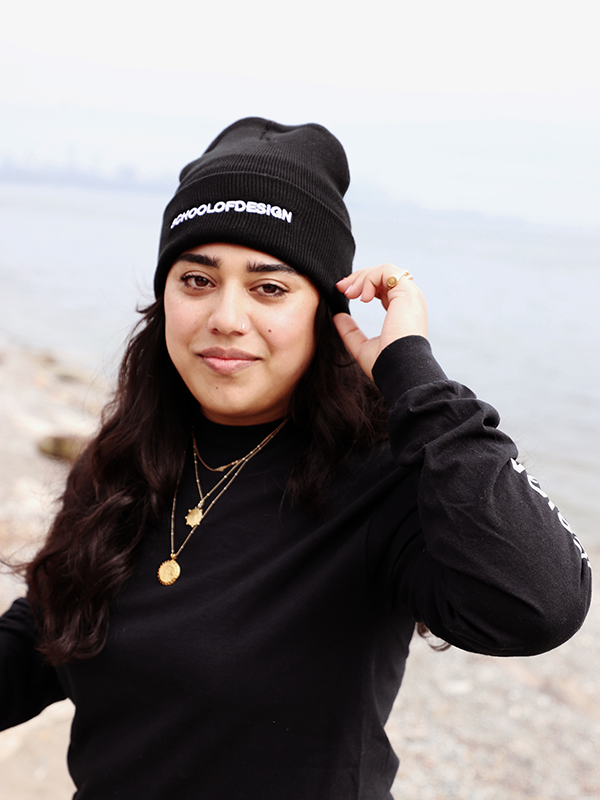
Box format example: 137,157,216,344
155,117,355,313
0,336,591,799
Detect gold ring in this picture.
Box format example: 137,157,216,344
387,271,410,289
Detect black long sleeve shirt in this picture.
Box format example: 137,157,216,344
0,337,591,799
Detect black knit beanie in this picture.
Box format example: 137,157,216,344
155,117,355,313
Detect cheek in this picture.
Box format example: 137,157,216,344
164,313,180,357
164,298,195,349
267,307,317,364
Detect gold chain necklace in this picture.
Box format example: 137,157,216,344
193,443,243,473
157,420,286,586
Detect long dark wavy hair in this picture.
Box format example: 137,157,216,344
25,295,392,665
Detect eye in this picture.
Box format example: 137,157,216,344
180,272,211,290
256,283,287,298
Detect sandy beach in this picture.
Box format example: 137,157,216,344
0,336,598,800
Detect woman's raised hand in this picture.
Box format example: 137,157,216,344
333,265,427,379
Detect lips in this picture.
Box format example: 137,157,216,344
198,347,259,375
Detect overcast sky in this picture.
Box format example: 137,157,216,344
2,1,599,226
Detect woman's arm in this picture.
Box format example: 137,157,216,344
335,266,591,656
0,597,66,730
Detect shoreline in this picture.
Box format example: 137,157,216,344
0,336,108,608
1,338,598,798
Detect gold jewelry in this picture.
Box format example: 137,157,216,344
185,452,247,527
193,446,243,473
186,420,285,526
387,271,411,289
157,466,185,586
157,420,286,585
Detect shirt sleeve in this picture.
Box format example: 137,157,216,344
371,335,592,656
0,597,66,730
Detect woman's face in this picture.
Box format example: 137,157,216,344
164,242,321,426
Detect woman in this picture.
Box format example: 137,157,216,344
0,117,591,799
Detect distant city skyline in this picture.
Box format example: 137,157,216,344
2,2,599,228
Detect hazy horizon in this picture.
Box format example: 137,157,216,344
3,2,600,230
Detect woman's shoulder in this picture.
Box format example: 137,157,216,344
328,436,409,508
0,596,35,633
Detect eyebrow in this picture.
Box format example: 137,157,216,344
247,262,297,275
177,253,219,268
177,252,297,274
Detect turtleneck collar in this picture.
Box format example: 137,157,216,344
192,409,295,460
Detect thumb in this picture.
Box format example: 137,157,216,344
333,313,366,357
333,313,374,378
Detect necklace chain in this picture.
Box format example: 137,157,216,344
157,420,286,585
193,443,243,473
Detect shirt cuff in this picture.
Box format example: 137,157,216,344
372,336,448,403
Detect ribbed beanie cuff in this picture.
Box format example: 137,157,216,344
155,118,355,313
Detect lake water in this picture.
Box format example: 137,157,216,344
1,181,599,542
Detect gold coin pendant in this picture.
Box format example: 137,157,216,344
158,559,181,586
186,506,204,527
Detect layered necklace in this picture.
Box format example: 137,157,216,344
157,420,286,586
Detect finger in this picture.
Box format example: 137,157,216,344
336,269,370,290
359,274,379,303
356,267,401,307
383,271,420,314
379,278,428,345
332,313,368,360
335,273,354,291
386,270,412,290
338,268,385,303
334,313,379,378
337,271,370,300
338,265,411,305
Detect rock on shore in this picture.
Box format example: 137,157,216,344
1,337,598,799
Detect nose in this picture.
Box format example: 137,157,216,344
207,284,249,335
